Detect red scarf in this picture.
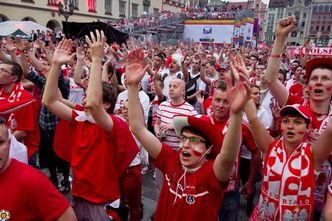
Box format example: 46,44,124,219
250,138,315,221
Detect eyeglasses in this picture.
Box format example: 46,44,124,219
0,68,12,74
180,135,206,144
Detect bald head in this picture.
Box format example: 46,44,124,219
169,78,186,101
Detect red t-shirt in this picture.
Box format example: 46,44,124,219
2,89,40,158
289,82,303,98
0,159,70,221
70,111,138,203
154,144,226,221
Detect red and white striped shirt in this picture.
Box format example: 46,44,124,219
156,100,197,149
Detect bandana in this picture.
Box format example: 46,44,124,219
250,138,315,221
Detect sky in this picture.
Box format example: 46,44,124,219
228,0,270,5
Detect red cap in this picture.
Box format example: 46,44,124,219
280,104,312,123
173,115,223,153
305,57,332,81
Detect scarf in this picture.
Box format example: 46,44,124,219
250,138,315,221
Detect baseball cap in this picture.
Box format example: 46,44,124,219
173,115,222,153
280,104,311,123
305,57,332,81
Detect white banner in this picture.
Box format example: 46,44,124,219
184,24,234,44
244,22,254,42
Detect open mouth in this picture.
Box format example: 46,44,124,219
287,132,295,136
182,151,191,158
314,89,323,94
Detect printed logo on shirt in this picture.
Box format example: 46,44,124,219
186,195,195,205
0,210,10,221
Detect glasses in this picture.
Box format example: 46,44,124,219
0,68,12,74
180,135,205,144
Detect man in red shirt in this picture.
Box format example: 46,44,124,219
126,47,252,221
0,61,40,165
0,117,76,221
42,34,138,220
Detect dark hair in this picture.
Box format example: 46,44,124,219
250,84,260,91
214,80,227,92
181,126,212,148
281,110,310,127
102,82,117,114
208,60,216,67
0,117,6,125
2,61,23,83
156,52,166,63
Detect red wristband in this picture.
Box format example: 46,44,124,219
270,54,281,58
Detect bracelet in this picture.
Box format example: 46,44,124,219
270,54,281,58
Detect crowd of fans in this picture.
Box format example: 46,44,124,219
0,15,332,221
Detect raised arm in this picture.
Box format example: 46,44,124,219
42,39,75,121
85,30,114,133
126,48,162,159
73,47,85,88
265,16,296,107
311,120,332,171
213,71,251,183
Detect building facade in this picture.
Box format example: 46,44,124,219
0,0,185,30
285,0,312,45
264,0,287,45
308,0,332,46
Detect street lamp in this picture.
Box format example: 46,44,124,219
58,0,74,22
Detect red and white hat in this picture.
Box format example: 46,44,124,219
280,104,312,122
305,57,332,81
173,115,223,151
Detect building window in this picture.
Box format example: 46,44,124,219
291,31,297,37
143,6,149,14
47,0,57,6
319,5,324,12
68,0,78,9
321,26,325,32
105,0,112,14
324,5,329,12
303,12,306,18
311,26,313,31
327,25,331,32
132,3,138,18
119,1,126,17
313,5,317,12
301,21,305,28
316,25,320,31
153,8,159,15
88,0,96,12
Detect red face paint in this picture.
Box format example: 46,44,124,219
308,86,312,91
192,146,204,157
326,86,332,91
298,131,305,135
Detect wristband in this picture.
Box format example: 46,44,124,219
270,54,281,58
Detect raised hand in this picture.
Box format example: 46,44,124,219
15,37,30,52
76,47,85,60
125,48,150,86
5,37,16,53
225,71,251,114
85,30,106,59
275,16,296,38
52,39,75,65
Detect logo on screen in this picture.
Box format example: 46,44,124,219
203,27,212,34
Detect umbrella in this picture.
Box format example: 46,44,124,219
10,29,31,40
0,21,49,37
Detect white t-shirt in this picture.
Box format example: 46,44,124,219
115,90,150,123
